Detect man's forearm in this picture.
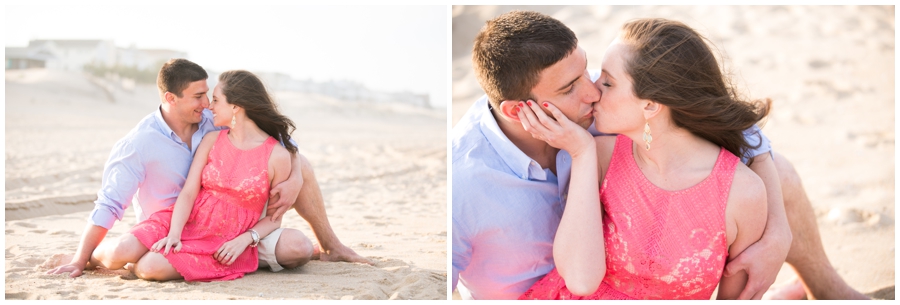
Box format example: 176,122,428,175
750,154,793,248
287,153,303,189
73,224,109,266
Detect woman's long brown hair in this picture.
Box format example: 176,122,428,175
218,70,297,154
621,18,770,164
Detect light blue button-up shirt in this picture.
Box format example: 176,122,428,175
452,94,574,300
89,108,223,229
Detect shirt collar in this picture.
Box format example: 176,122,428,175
153,106,181,143
477,96,548,181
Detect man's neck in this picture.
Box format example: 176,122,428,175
493,109,559,173
159,106,199,145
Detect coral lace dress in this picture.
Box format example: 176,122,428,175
131,131,277,282
520,135,739,300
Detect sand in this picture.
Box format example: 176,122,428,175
452,5,894,300
5,68,448,300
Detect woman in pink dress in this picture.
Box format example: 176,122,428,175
122,70,298,281
516,18,770,299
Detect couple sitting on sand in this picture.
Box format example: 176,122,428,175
452,11,868,300
48,59,371,282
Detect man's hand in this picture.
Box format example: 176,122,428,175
46,262,86,278
723,233,791,299
268,170,303,222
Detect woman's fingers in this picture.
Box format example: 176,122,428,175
543,102,570,126
518,101,552,139
528,100,558,130
215,246,225,261
151,239,164,252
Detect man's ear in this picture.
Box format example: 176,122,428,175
643,100,663,121
498,100,522,122
163,92,177,105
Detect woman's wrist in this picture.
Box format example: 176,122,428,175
567,136,597,159
239,232,254,247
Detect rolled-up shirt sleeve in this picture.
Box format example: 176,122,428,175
90,140,145,229
742,124,773,164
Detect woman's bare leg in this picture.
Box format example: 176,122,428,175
132,251,182,281
89,233,149,270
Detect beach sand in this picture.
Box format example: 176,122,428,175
452,5,894,299
5,68,448,300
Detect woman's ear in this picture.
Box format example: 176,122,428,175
643,100,663,121
498,100,522,122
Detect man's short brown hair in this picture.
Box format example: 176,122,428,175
157,58,207,97
472,11,577,109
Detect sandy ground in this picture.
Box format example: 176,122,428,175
452,5,894,299
5,68,448,300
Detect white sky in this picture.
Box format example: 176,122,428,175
5,4,448,107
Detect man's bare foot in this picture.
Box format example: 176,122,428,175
319,244,373,265
763,279,807,300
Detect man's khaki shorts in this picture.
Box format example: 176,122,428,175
257,228,285,272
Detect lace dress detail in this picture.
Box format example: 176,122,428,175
520,134,739,299
131,130,277,281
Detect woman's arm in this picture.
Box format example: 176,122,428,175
717,164,768,299
215,144,292,265
151,131,219,255
518,101,606,296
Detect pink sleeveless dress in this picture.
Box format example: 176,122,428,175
520,134,739,300
131,130,277,282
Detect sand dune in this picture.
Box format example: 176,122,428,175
452,5,894,299
5,68,447,300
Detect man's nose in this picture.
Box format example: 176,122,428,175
584,80,601,103
203,96,211,108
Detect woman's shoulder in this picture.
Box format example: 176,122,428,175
197,130,222,151
729,164,766,208
594,134,619,180
268,140,291,167
724,163,767,251
202,130,222,141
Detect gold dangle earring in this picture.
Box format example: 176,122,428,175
231,111,236,128
643,121,652,151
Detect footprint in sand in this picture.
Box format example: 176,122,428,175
13,222,37,228
40,253,74,270
6,292,32,300
827,207,893,227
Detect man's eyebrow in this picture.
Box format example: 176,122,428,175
556,50,589,92
555,74,580,92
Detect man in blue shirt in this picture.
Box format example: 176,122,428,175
48,59,370,278
452,11,865,300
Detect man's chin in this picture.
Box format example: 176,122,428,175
577,119,594,130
